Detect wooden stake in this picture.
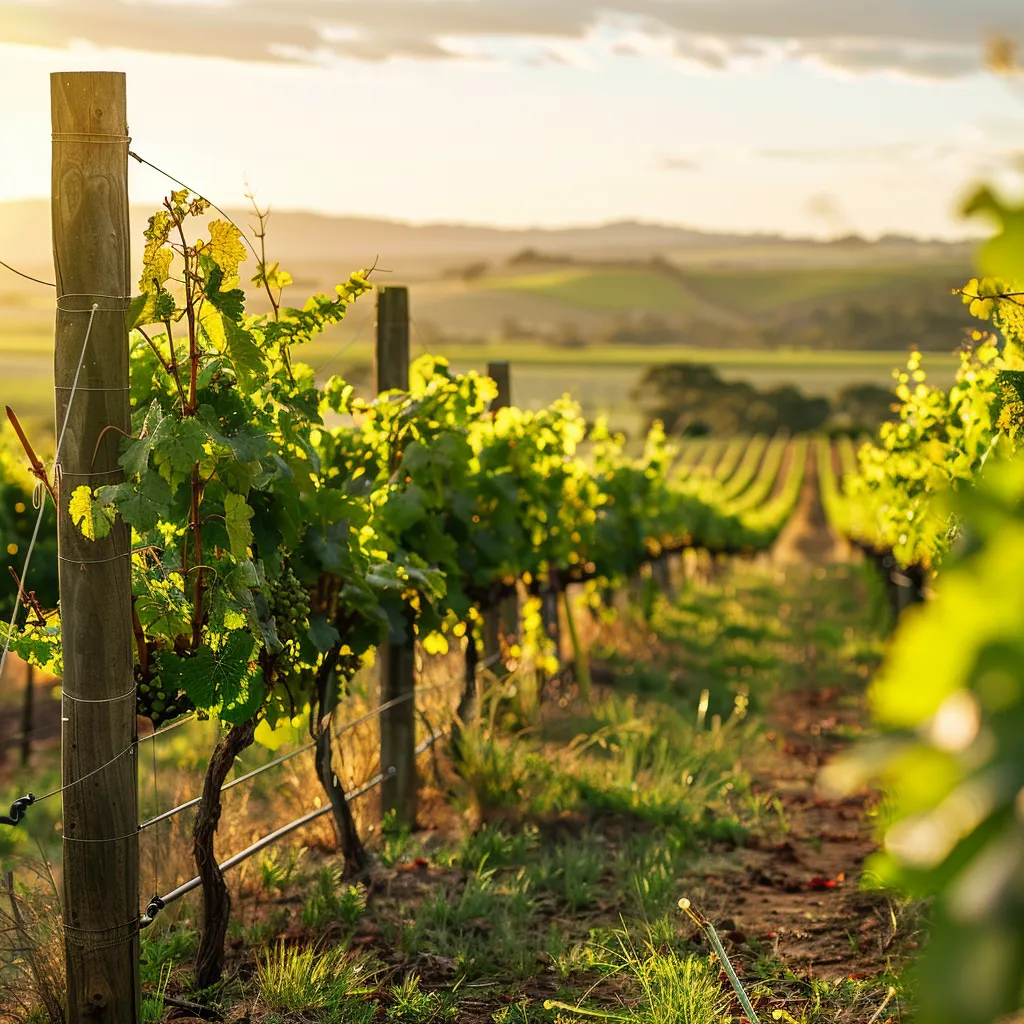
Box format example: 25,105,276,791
488,359,511,412
484,361,518,662
376,287,417,827
51,71,138,1024
20,663,33,768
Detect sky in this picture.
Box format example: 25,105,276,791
2,0,1024,238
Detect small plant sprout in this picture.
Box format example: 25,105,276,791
542,1000,625,1020
865,986,897,1024
696,689,710,730
678,897,761,1024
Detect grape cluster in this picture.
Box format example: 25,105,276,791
270,568,311,642
137,671,194,726
268,567,312,681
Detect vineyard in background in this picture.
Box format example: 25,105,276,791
3,70,1024,1024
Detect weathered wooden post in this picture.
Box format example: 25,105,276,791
541,567,562,675
483,361,518,663
376,286,417,827
651,553,671,593
52,71,138,1024
20,662,34,767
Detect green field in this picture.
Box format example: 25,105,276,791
484,267,701,315
0,321,955,441
0,240,970,434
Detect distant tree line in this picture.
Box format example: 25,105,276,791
633,363,896,436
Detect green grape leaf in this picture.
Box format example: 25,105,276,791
224,491,254,557
226,426,268,464
134,577,191,643
120,400,165,477
252,261,293,294
385,485,428,535
308,613,340,654
322,377,355,414
252,589,283,654
111,474,173,534
222,558,259,606
963,187,1024,286
203,309,268,393
200,220,248,279
125,293,149,333
129,287,176,330
0,622,62,675
152,416,209,484
200,255,246,322
68,485,116,541
156,631,261,723
221,322,270,389
142,210,170,257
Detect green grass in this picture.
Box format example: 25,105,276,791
5,561,905,1023
595,929,729,1024
679,262,965,314
255,942,378,1016
0,296,957,429
482,268,699,315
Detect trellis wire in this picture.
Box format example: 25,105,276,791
0,257,56,288
140,651,501,830
142,729,446,926
0,714,197,826
1,302,109,686
139,675,449,830
4,649,500,829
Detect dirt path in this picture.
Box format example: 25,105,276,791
771,439,843,565
679,682,900,982
679,460,912,987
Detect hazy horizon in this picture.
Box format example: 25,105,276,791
0,196,984,248
2,1,1024,240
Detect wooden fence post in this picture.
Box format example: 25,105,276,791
484,361,518,663
52,71,138,1024
542,567,562,673
376,287,417,828
20,663,33,768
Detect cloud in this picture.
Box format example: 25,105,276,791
805,193,853,234
760,142,961,164
659,155,702,172
2,0,1022,78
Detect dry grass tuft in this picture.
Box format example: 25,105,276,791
0,863,65,1024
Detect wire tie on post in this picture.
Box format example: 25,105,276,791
58,551,132,566
64,918,140,953
51,133,132,145
53,385,132,393
62,828,140,844
56,293,131,313
63,683,137,704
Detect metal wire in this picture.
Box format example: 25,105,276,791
138,662,488,832
0,303,98,684
141,727,448,925
0,258,55,288
141,764,397,925
12,714,197,813
128,149,259,263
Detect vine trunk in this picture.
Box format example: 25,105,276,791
192,718,257,992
